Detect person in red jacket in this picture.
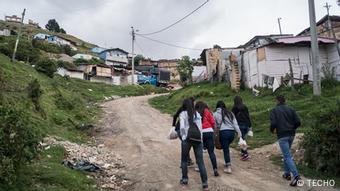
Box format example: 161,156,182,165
195,101,219,177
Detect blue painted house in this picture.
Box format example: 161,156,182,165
99,48,129,66
91,47,107,54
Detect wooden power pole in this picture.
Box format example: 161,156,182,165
12,8,26,62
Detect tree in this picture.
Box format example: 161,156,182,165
35,59,57,78
177,56,194,85
134,54,144,66
45,19,66,34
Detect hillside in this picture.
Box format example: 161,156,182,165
0,53,166,190
0,20,97,53
150,82,340,148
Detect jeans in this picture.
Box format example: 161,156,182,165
181,140,208,188
239,124,249,155
219,130,235,165
203,132,218,170
278,136,299,178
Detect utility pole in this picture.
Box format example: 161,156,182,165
308,0,321,96
12,8,26,62
278,18,282,35
324,2,340,62
131,26,135,85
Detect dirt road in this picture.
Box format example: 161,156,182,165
96,95,338,191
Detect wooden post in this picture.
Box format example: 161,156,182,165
289,58,294,89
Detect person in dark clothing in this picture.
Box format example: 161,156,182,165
270,95,301,187
232,96,251,161
173,97,195,166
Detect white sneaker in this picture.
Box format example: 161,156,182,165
194,166,200,172
223,166,232,174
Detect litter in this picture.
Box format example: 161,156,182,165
63,159,102,172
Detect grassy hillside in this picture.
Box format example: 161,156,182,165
149,82,340,148
0,20,97,53
0,53,166,190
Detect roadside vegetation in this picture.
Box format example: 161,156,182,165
150,81,340,185
0,53,166,190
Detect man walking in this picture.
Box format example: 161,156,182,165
270,95,301,186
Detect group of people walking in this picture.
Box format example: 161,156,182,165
171,95,302,191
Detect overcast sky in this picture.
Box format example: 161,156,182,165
0,0,339,59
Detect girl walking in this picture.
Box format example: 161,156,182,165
213,101,242,174
179,99,209,191
195,101,219,177
232,96,252,161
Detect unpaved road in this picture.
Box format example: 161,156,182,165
96,95,338,191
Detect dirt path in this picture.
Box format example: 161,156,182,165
96,95,338,191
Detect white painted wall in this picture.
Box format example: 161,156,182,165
56,68,84,80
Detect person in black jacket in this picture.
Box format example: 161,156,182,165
270,95,301,187
173,97,195,166
232,96,251,161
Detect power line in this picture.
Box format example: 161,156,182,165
135,39,147,56
136,34,202,51
136,0,209,36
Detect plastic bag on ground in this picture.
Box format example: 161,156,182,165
167,127,178,140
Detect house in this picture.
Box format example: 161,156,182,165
192,66,208,83
34,33,49,40
73,53,98,60
139,58,158,66
200,45,225,82
99,48,129,67
0,28,10,36
298,15,340,39
5,15,21,23
240,35,339,88
47,35,71,46
28,19,39,28
91,47,107,54
157,59,180,80
56,68,84,80
89,64,116,85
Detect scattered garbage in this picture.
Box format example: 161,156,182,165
40,136,131,190
88,89,93,92
63,159,102,172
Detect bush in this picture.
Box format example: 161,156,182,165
55,93,74,110
0,100,41,185
35,59,57,78
27,79,43,112
32,39,63,54
301,100,340,176
0,36,40,63
57,60,77,70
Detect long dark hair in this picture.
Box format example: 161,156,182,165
195,101,208,120
233,95,245,110
216,100,234,123
182,98,196,128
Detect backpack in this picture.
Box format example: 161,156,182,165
187,122,202,143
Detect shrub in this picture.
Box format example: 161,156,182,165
35,59,57,78
0,100,41,185
56,60,77,70
55,93,74,110
0,36,40,63
27,79,43,111
301,100,340,176
32,39,63,54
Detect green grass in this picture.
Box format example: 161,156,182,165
270,154,340,187
149,81,340,149
3,146,97,191
0,53,167,190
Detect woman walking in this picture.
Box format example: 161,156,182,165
195,101,219,177
213,101,242,174
179,99,209,191
232,96,251,161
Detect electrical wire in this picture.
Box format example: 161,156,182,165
136,34,202,51
136,0,209,36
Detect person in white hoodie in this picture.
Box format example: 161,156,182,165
179,99,209,191
213,101,242,174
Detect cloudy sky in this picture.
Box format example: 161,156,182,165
0,0,339,59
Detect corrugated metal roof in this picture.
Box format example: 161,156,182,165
276,36,335,44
